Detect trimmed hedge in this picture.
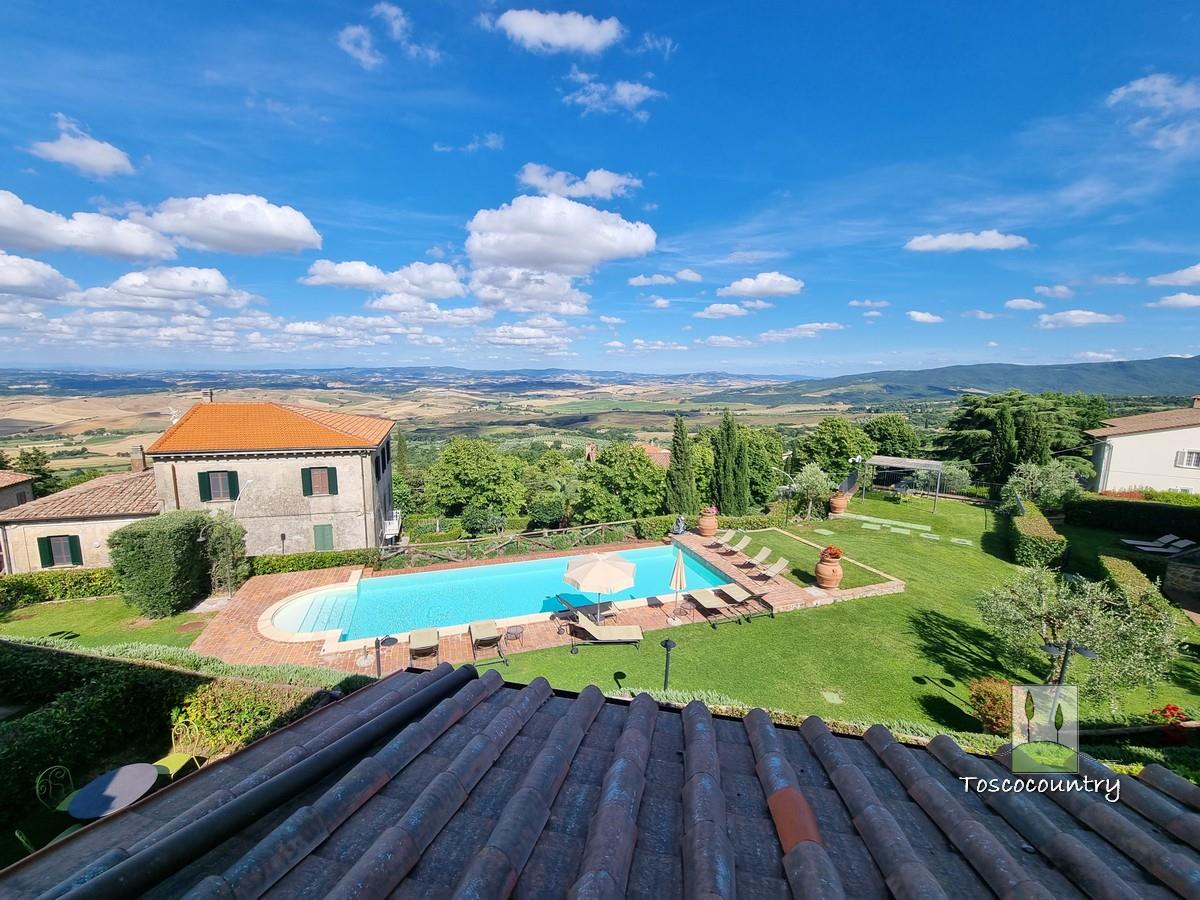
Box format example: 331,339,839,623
0,568,120,612
1007,503,1068,567
632,513,781,539
108,510,210,617
1065,494,1200,540
250,548,380,575
1103,488,1200,507
172,680,324,752
1098,555,1165,604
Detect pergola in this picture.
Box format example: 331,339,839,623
866,454,945,511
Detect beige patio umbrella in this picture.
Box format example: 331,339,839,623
669,549,688,615
564,553,636,622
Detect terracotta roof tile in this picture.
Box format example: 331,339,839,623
146,402,393,454
0,470,157,522
1088,407,1200,438
0,470,36,490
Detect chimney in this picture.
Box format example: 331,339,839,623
130,445,147,473
1192,395,1200,410
585,441,598,462
203,388,215,403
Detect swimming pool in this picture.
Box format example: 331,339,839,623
268,544,728,643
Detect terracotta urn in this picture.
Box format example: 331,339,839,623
828,492,848,515
814,548,844,589
697,511,718,537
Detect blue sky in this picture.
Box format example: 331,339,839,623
0,2,1198,375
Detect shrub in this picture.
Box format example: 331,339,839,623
1064,494,1200,540
410,528,463,544
108,510,211,617
172,679,322,752
1103,487,1200,507
999,460,1083,513
0,568,120,612
461,501,505,537
527,492,566,529
1098,555,1165,604
1007,503,1068,567
250,548,380,575
968,677,1013,735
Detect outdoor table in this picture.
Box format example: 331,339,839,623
504,625,525,648
68,763,160,820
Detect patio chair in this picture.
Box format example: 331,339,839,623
556,594,617,625
685,589,738,627
468,620,509,666
1135,538,1197,555
1120,533,1181,549
737,547,771,569
719,583,774,619
754,558,790,581
408,628,441,668
565,619,643,648
154,721,205,781
35,766,76,813
721,535,751,556
706,529,734,549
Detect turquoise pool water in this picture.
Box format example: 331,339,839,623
272,545,727,640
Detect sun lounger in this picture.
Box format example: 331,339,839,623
738,547,771,569
1120,534,1181,549
721,535,751,555
556,593,617,625
566,619,643,648
1135,539,1197,555
468,620,508,666
719,583,774,618
706,529,734,548
408,628,441,667
685,588,738,626
754,558,789,581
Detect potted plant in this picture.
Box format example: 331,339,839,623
829,491,849,515
697,505,719,537
1153,704,1190,745
814,545,845,589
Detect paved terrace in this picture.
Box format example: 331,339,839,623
190,532,905,672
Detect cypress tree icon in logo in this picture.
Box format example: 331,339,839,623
1011,684,1079,774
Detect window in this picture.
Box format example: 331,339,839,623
198,471,239,502
37,535,81,568
15,490,28,504
313,524,334,551
301,467,338,497
1177,451,1200,469
374,454,382,482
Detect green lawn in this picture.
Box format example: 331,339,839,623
503,494,1200,738
0,597,212,648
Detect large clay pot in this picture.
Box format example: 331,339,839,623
828,493,849,515
697,512,718,537
814,556,844,589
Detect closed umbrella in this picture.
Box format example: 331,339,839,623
564,553,636,622
669,549,688,615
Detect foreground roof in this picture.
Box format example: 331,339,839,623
146,402,393,454
0,470,36,490
6,665,1200,898
1089,407,1200,438
0,470,157,523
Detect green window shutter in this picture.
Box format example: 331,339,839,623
326,467,338,496
37,537,53,569
301,468,313,497
67,536,83,566
198,472,211,502
314,524,334,551
227,471,240,500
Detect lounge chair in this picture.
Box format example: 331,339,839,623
566,619,643,648
686,588,738,627
721,535,751,556
754,558,789,581
719,583,774,619
468,620,509,666
738,547,771,569
556,593,617,625
408,628,441,668
1120,534,1181,549
706,529,734,548
1136,539,1197,555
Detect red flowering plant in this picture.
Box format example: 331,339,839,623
701,505,718,516
1152,704,1188,725
820,545,844,560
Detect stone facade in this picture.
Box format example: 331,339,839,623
0,515,150,573
0,481,32,511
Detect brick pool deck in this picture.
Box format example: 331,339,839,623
189,532,905,674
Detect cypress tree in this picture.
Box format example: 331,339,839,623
733,434,753,514
988,404,1019,495
713,409,751,515
393,431,409,473
665,414,700,514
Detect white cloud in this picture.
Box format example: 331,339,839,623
906,310,944,323
1005,298,1045,310
740,299,773,310
635,33,677,60
518,163,641,199
28,114,133,177
1036,309,1125,329
904,229,1030,252
434,133,505,153
1148,263,1200,286
0,250,77,298
469,266,589,315
716,271,804,298
1107,74,1200,151
69,266,256,314
1092,273,1139,285
563,66,663,121
0,190,174,259
135,193,321,254
986,340,1000,347
848,299,888,308
598,315,624,326
649,296,670,309
696,335,753,348
477,318,573,350
695,303,747,319
963,309,997,320
364,292,493,325
301,259,465,298
1109,73,1200,113
675,268,702,282
758,322,844,342
370,3,440,63
337,25,383,69
605,340,624,349
1034,284,1073,299
862,310,883,318
629,338,686,351
490,10,623,54
1147,292,1200,309
466,193,654,275
1075,350,1124,361
628,273,674,286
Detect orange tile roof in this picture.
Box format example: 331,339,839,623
146,403,394,454
0,470,158,522
0,470,36,489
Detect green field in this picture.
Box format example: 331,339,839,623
0,597,211,648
